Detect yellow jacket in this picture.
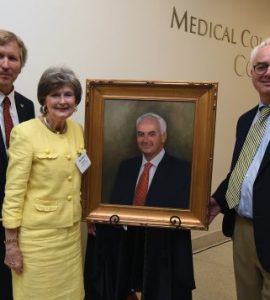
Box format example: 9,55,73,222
2,118,85,229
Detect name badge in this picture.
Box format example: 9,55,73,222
76,153,91,173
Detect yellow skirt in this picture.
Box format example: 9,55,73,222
12,222,84,300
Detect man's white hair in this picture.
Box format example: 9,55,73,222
250,38,270,65
136,112,167,134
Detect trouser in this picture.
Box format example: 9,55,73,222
233,215,270,300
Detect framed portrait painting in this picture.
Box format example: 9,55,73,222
82,80,218,230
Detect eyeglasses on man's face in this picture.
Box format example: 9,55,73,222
253,62,270,75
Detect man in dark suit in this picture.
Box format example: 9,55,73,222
209,38,270,300
85,113,195,300
0,29,35,300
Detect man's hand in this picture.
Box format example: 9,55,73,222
208,197,221,224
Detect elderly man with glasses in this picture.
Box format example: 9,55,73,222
209,38,270,300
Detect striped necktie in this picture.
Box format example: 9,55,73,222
3,97,14,148
226,106,270,209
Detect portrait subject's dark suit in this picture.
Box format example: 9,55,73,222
84,152,195,300
110,152,191,208
212,105,270,273
0,92,34,300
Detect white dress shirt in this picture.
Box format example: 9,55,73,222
136,148,165,189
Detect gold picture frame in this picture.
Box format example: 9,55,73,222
82,80,218,230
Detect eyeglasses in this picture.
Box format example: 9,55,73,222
253,63,270,75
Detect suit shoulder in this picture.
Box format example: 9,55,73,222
164,153,190,167
238,105,258,123
121,156,141,165
15,91,33,104
117,156,142,171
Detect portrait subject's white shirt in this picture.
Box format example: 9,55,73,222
136,148,165,189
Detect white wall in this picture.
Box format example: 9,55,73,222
2,0,270,238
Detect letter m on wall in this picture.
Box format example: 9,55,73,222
171,7,188,31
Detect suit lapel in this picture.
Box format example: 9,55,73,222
257,123,270,174
0,97,7,162
15,93,28,123
147,153,168,199
259,142,270,171
130,157,142,192
0,128,7,161
230,106,258,171
239,107,258,149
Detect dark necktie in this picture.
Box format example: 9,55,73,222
3,97,14,148
133,162,152,206
226,106,270,209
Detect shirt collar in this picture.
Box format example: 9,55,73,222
142,148,165,167
0,90,15,106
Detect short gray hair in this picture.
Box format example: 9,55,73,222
250,38,270,65
136,112,167,134
37,66,82,108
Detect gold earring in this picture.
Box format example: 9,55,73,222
41,105,48,114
